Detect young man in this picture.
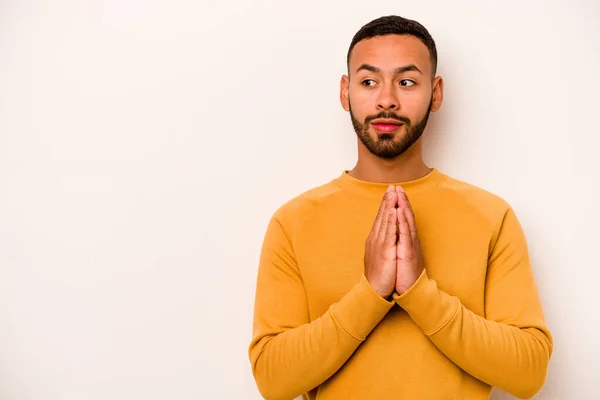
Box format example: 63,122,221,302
248,15,552,400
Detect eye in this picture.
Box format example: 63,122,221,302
361,79,376,87
400,79,416,87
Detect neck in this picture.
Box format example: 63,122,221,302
348,137,431,183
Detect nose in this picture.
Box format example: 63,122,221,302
377,83,399,111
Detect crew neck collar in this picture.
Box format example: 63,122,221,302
334,167,446,198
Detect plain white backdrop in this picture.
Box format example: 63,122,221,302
0,0,599,399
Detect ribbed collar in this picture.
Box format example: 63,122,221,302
334,167,446,199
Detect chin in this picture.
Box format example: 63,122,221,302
374,131,401,142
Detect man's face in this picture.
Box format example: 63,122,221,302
341,35,442,159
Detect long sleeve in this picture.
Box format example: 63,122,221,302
249,214,394,400
393,207,553,399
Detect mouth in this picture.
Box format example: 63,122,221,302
371,122,403,134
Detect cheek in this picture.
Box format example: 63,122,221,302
353,87,377,104
398,90,430,117
349,90,376,118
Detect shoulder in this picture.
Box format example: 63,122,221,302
270,179,343,234
438,173,513,230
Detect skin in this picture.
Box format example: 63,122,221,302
340,34,444,183
341,34,444,297
364,185,425,297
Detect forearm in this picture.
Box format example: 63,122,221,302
394,271,552,399
250,275,393,400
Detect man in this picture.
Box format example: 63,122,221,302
248,15,552,400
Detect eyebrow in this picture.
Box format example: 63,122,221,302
355,63,423,75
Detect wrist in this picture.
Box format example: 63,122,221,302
365,275,392,298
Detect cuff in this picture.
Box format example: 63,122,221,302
331,275,394,341
392,269,459,335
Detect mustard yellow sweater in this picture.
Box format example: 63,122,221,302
249,168,552,400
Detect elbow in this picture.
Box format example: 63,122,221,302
509,340,553,399
523,361,551,399
252,356,296,400
253,371,294,400
250,339,295,400
497,361,549,399
256,386,288,400
511,370,548,400
514,380,543,399
253,371,278,400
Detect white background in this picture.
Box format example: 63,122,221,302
1,0,599,399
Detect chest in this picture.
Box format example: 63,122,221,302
294,201,491,319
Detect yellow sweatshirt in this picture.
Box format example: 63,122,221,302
249,168,553,400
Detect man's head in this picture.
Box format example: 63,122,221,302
340,16,444,159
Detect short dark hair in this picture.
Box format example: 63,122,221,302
347,15,438,77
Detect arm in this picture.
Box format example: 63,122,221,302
249,214,394,400
393,207,553,399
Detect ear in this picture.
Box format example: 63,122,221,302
431,76,444,112
340,75,350,112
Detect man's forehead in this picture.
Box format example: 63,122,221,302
349,35,431,74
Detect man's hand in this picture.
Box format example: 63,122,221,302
395,186,425,296
364,185,398,298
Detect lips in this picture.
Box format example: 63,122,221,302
372,123,403,133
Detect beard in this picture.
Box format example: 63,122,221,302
349,98,433,159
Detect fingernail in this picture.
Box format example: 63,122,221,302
387,185,393,192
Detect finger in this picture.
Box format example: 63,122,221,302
378,191,397,240
405,203,418,243
395,186,404,208
373,185,394,239
383,207,397,246
378,199,390,240
396,186,418,242
397,206,413,258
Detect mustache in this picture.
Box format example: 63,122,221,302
364,111,410,125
